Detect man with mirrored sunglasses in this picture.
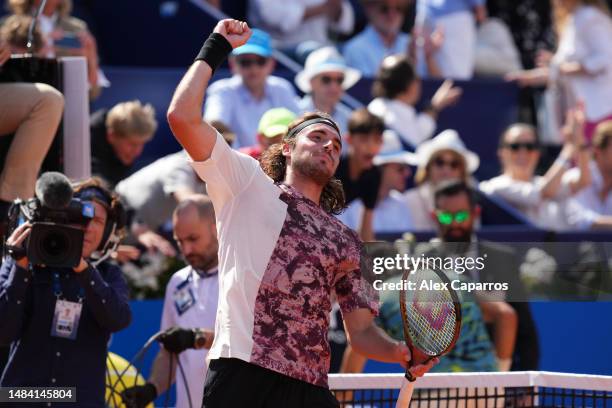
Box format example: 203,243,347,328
428,179,540,372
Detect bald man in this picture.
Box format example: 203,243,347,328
122,195,219,408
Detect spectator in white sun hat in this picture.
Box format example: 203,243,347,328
295,46,361,135
402,129,479,231
338,130,417,233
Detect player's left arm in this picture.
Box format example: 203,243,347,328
343,308,406,365
344,309,437,376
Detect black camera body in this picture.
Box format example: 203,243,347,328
8,197,94,268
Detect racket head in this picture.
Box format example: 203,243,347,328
399,267,462,366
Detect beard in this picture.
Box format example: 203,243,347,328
442,226,472,243
186,251,217,272
291,155,333,186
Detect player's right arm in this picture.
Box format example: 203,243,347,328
167,19,251,161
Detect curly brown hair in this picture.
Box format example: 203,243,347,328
259,112,346,215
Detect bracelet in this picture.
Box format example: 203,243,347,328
195,33,233,72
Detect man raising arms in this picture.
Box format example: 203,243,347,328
167,19,436,407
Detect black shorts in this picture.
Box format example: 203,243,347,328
202,358,340,408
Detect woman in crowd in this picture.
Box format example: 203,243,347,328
402,129,479,230
479,110,601,231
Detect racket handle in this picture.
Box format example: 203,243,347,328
395,377,415,408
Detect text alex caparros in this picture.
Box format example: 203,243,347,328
371,254,509,292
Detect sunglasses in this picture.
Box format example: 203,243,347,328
320,75,345,86
504,142,539,152
436,210,470,225
236,56,267,68
432,157,462,170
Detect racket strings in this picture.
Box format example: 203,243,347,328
405,270,459,355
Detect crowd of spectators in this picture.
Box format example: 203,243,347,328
1,0,612,405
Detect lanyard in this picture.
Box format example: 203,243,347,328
52,271,85,303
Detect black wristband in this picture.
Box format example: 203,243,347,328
195,33,233,72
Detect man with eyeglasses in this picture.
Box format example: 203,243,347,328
343,0,411,77
204,28,299,148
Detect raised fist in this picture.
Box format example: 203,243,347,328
213,19,251,50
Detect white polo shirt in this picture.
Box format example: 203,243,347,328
160,266,219,408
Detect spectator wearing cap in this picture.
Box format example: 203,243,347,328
204,29,299,148
240,108,296,160
248,0,355,54
402,129,479,231
337,130,416,233
368,54,461,148
295,46,360,135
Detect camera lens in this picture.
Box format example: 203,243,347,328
42,231,69,258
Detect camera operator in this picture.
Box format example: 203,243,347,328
0,176,132,407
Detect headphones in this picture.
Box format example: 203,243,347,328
74,185,127,260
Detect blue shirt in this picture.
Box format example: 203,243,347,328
417,0,484,20
204,75,300,148
342,25,410,77
298,95,352,136
0,259,132,407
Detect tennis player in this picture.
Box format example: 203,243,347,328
167,19,437,407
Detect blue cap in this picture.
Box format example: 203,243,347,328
232,29,273,58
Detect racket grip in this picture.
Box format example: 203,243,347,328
395,377,415,408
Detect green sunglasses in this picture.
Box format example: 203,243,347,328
436,210,471,225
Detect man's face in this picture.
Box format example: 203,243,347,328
433,193,479,242
347,132,384,169
365,0,406,37
499,127,540,177
427,150,465,184
310,71,345,108
107,133,149,166
173,207,218,271
232,53,274,90
82,201,107,258
382,163,411,192
286,124,342,186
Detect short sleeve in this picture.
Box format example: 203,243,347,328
360,169,382,209
190,131,262,214
160,275,179,331
335,269,379,317
334,235,379,316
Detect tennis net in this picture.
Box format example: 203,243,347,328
329,371,612,407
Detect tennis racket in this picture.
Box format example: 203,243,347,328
395,267,462,408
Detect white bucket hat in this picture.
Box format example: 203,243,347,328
373,130,418,166
295,46,361,93
415,129,479,173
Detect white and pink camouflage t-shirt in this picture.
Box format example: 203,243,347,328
190,132,378,388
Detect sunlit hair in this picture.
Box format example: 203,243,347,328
552,0,610,35
259,111,346,214
106,100,157,140
593,120,612,150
